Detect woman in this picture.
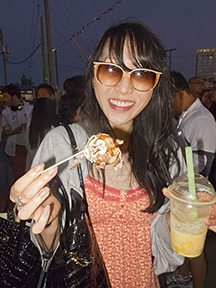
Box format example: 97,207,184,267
24,97,57,170
10,22,216,288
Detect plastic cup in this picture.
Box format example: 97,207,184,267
168,173,216,258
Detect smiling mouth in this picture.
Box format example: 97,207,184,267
109,98,134,107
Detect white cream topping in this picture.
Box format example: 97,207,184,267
84,133,122,168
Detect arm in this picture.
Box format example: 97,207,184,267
3,124,23,136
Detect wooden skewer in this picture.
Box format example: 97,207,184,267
41,150,85,174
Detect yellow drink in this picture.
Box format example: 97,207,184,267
171,227,207,257
168,174,216,257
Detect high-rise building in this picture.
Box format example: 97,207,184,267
196,48,216,88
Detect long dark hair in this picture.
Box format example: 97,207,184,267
29,98,57,149
84,21,181,213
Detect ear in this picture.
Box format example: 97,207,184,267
178,89,185,99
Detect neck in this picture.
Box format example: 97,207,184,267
185,95,195,111
108,120,133,153
109,127,131,153
191,91,200,99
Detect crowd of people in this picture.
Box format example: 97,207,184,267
1,20,216,288
0,77,85,211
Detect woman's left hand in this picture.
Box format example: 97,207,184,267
162,188,216,233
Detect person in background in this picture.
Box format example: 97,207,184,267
58,75,86,125
169,71,216,288
37,83,55,101
172,71,216,177
58,93,86,125
2,84,33,180
24,98,57,171
0,106,14,212
26,82,57,130
9,22,216,288
188,76,205,99
200,89,212,109
208,82,216,191
63,75,84,95
209,81,216,121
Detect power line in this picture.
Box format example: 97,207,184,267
53,0,93,53
32,0,87,64
7,43,41,64
53,0,77,31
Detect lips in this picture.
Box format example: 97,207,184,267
109,98,134,110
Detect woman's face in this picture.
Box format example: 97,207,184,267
93,41,153,133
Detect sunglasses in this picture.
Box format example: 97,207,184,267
93,62,162,92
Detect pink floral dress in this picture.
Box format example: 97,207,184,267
84,175,160,288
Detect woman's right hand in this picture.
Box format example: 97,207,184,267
10,163,61,235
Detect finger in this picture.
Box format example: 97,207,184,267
14,167,58,205
10,163,45,202
208,225,216,233
18,187,50,220
162,187,170,199
209,207,216,218
32,205,51,234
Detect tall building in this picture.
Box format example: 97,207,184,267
196,48,216,88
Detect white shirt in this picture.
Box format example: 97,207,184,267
177,98,216,176
2,101,33,156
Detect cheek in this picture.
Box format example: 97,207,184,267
137,91,153,109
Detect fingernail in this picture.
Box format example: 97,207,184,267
39,187,49,199
34,163,45,173
47,167,58,176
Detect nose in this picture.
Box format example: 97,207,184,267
114,74,133,95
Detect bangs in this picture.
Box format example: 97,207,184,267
105,27,158,71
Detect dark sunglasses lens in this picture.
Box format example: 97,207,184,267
131,70,156,91
97,64,122,86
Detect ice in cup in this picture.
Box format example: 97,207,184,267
168,173,216,258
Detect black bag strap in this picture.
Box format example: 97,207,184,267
62,124,89,218
62,124,85,190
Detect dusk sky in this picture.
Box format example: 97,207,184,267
0,0,216,87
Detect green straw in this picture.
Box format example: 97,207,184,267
185,147,196,199
185,146,198,219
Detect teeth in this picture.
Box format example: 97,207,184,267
110,99,134,107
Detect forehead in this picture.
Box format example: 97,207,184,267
191,78,203,83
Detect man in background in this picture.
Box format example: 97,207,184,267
168,71,216,288
37,83,55,100
2,84,33,180
188,76,205,99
